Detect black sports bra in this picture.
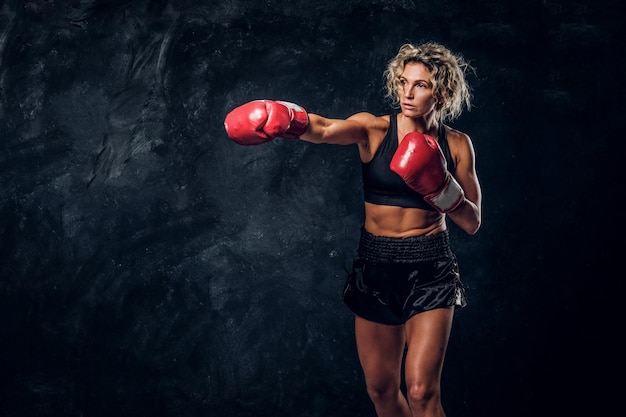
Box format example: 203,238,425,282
361,114,455,210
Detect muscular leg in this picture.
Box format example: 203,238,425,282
403,307,455,417
355,315,412,417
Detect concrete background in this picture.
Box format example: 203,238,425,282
0,1,621,416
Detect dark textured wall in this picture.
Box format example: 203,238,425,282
0,1,620,416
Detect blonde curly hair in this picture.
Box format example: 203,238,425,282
383,42,474,123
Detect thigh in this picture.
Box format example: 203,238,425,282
354,315,406,389
403,307,455,384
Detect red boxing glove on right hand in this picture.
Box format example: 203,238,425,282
224,100,309,146
390,132,465,213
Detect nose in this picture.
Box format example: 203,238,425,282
402,84,413,98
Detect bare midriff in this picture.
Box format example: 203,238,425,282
363,202,446,238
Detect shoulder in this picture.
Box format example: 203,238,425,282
444,125,476,166
445,126,474,151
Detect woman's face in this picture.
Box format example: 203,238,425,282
396,61,439,118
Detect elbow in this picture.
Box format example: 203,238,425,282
449,215,480,235
465,216,481,235
466,222,480,235
450,198,481,235
453,211,480,235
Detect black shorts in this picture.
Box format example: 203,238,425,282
342,228,467,325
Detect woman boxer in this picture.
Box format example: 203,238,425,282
224,41,482,417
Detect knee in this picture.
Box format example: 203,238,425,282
405,381,439,410
366,382,401,406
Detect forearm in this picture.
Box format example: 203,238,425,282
446,197,481,235
299,114,329,144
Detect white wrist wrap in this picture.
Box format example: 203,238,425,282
425,176,465,213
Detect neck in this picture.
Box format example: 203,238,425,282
398,113,439,137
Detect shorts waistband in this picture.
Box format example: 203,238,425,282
357,227,452,263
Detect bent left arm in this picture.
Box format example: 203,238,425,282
447,131,482,235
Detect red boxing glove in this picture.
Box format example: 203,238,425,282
390,132,465,213
224,100,309,146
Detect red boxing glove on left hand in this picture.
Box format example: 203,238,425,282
390,132,464,213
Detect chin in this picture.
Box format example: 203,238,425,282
401,108,419,117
